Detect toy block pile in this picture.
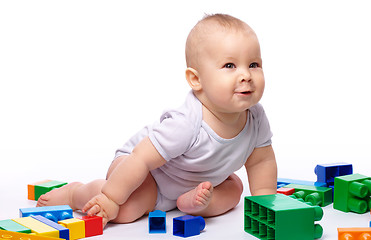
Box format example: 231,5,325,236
275,162,365,209
244,163,371,240
314,163,370,215
148,210,205,238
259,162,371,240
244,194,323,240
0,205,102,240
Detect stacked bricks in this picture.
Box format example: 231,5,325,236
1,205,102,240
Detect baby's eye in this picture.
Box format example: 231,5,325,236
223,63,236,69
249,62,260,68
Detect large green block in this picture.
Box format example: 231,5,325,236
0,219,31,233
34,180,67,200
244,194,323,240
284,184,333,207
333,173,371,214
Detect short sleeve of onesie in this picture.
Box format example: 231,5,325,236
148,92,202,161
251,103,273,148
149,111,197,161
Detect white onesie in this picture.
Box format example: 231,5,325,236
115,91,272,211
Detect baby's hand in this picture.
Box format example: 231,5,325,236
82,193,120,227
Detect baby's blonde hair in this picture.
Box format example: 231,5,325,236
185,14,253,68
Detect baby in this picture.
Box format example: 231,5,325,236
37,13,277,227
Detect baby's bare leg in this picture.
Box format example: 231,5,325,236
37,155,128,209
177,173,243,217
38,155,158,223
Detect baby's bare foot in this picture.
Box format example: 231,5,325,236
177,181,214,214
36,182,82,210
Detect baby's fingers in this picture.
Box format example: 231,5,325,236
82,197,99,214
87,204,101,216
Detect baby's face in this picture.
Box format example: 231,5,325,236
196,28,265,114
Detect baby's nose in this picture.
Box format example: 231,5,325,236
239,70,252,82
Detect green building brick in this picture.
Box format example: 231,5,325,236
244,194,323,240
0,219,31,233
333,173,371,214
284,184,333,207
34,180,67,200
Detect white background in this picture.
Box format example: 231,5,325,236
1,1,370,239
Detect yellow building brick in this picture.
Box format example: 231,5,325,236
58,218,85,240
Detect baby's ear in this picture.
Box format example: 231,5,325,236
185,67,202,91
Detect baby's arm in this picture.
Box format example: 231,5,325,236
244,145,277,196
82,137,166,226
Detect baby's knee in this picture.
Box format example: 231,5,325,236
228,173,244,195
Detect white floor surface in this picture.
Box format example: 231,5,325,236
1,148,370,240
